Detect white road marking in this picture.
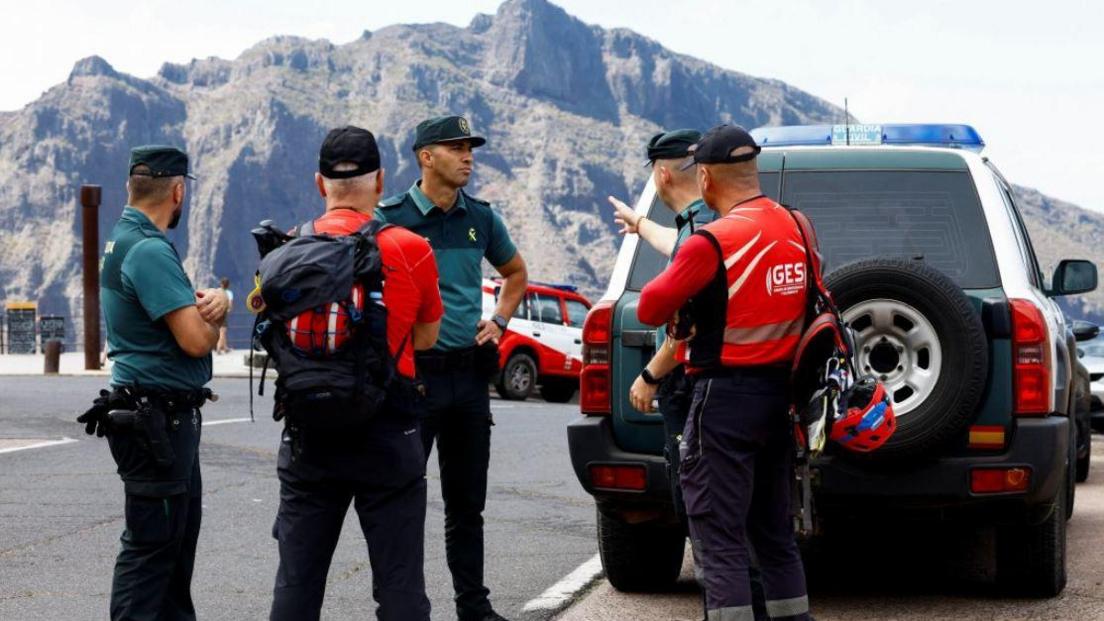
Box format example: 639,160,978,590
522,553,604,612
0,437,78,455
202,417,253,427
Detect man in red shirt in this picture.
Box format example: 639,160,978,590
269,126,443,621
638,125,813,621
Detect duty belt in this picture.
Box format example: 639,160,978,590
415,346,478,372
692,364,790,380
126,386,217,412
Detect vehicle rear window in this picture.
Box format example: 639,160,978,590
782,171,999,288
627,172,779,291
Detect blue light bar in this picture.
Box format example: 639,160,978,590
532,281,578,293
750,124,985,152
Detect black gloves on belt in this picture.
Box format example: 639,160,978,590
77,388,133,437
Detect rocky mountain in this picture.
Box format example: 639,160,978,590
1014,185,1104,326
0,0,841,341
0,0,1101,343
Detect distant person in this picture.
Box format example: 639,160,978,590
216,277,233,354
76,145,228,620
268,126,443,621
376,115,527,621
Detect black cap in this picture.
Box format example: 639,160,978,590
319,126,380,179
412,115,486,151
645,129,701,166
680,124,761,170
129,145,195,179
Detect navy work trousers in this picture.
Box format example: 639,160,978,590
109,408,202,621
681,370,811,621
419,364,495,621
269,413,430,621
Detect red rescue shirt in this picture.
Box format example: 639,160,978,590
638,196,808,370
311,208,444,378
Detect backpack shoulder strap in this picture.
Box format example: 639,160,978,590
784,206,834,307
294,220,316,237
355,219,391,237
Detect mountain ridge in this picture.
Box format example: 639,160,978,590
1,0,1101,340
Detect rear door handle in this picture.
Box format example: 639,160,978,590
622,330,654,347
574,338,582,344
532,332,541,337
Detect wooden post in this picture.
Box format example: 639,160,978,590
44,339,61,374
81,185,102,370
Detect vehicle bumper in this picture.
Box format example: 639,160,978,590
814,416,1068,522
567,415,675,518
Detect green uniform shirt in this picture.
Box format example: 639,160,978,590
656,199,715,350
672,199,713,258
101,206,211,390
376,182,517,351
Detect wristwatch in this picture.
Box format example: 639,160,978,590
640,368,661,386
492,314,509,332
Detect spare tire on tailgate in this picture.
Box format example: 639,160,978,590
824,258,988,460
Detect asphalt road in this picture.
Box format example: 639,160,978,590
0,376,597,620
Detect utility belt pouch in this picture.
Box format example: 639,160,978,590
141,404,176,470
475,342,501,379
107,403,176,470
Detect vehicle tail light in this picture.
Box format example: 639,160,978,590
1010,299,1051,416
580,300,614,415
970,467,1031,494
589,464,647,491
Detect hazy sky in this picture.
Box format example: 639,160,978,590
2,0,1101,210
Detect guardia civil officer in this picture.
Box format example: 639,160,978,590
637,125,813,621
376,116,527,621
609,129,712,527
269,126,443,621
77,146,229,620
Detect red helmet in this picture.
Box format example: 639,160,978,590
830,376,896,453
285,283,365,357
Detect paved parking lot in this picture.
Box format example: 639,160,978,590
557,436,1104,621
0,376,594,620
4,374,1103,620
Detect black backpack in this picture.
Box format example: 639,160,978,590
249,218,402,430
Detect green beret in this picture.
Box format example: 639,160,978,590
645,129,702,166
129,145,195,179
412,115,486,151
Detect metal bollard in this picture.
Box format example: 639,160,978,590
44,340,61,374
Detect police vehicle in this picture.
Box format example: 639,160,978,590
482,279,591,402
567,123,1099,596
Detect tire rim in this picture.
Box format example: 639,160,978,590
509,362,532,393
842,298,942,417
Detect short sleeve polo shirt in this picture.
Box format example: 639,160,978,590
376,182,517,351
672,199,715,259
101,206,211,390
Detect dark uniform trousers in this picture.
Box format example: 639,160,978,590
657,365,693,530
418,360,495,621
681,369,811,621
108,407,203,621
269,406,431,621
